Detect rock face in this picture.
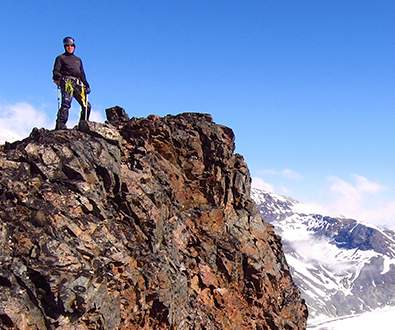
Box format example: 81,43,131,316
0,108,307,330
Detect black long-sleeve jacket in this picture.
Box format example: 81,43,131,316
52,52,90,88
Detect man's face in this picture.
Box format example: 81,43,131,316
65,44,75,54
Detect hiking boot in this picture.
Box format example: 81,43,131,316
55,123,67,130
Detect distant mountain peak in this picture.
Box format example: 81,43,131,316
251,188,395,325
0,128,22,144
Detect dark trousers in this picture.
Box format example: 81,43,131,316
55,77,91,129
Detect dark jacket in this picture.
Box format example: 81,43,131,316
52,52,90,88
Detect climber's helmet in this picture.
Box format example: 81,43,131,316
63,36,75,46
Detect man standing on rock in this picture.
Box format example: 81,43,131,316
52,36,91,130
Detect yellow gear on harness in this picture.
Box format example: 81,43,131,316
65,81,74,94
81,86,87,108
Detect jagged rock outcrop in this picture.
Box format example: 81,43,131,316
0,108,307,330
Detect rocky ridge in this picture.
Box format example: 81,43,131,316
0,108,307,329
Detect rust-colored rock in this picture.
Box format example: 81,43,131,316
0,109,307,329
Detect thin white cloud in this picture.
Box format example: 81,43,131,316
330,174,384,197
313,175,395,228
251,177,275,192
258,169,278,175
258,168,304,180
280,186,291,194
253,168,303,195
281,168,304,180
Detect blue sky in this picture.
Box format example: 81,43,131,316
2,1,395,227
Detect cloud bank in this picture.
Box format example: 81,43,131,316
0,102,52,143
252,174,395,229
321,175,395,228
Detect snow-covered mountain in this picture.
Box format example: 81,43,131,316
0,129,21,145
251,188,395,327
